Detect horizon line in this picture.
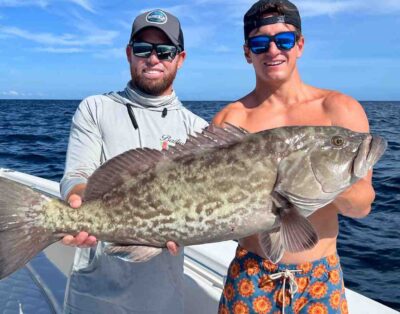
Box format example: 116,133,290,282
0,98,399,103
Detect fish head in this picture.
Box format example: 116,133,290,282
308,127,387,193
274,126,387,212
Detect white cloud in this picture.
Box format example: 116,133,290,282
213,45,231,53
359,0,400,14
183,25,216,48
304,57,400,68
93,47,125,59
184,58,249,71
68,0,95,13
296,0,400,17
140,5,190,17
117,21,132,31
2,0,400,19
69,18,120,45
0,90,47,98
0,0,48,8
147,0,400,29
34,46,84,53
0,25,118,46
298,1,360,17
194,0,251,6
0,0,95,12
1,90,19,96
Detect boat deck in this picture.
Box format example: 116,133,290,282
0,253,66,314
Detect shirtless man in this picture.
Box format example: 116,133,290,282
215,1,374,313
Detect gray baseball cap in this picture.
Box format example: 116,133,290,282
129,9,184,51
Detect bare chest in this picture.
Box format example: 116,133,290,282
243,103,332,132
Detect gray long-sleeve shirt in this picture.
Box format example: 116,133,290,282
60,84,208,314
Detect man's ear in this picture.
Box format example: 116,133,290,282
126,45,132,63
177,51,186,69
296,35,305,59
243,45,252,64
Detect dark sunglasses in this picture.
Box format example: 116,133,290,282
131,41,181,61
247,31,297,54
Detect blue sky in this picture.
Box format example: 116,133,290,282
0,0,399,101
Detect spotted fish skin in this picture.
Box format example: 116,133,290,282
0,125,387,279
44,132,280,246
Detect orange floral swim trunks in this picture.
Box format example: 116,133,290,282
218,246,348,314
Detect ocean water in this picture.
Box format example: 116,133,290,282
0,99,399,311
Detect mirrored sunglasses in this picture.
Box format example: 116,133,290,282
247,31,297,54
131,41,180,61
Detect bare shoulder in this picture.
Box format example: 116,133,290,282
322,91,369,132
212,100,247,127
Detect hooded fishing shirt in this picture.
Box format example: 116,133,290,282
60,82,208,314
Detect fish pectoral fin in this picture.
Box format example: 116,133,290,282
104,245,163,263
259,228,284,263
279,205,319,253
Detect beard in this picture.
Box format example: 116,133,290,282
131,66,178,96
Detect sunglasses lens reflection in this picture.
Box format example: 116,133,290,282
275,32,296,50
132,42,178,60
248,32,296,54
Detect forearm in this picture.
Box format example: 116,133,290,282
333,176,375,218
60,100,102,200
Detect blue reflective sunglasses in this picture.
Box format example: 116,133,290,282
247,31,297,54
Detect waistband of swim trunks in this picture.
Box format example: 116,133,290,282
235,245,341,273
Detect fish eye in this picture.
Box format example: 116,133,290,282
331,136,345,147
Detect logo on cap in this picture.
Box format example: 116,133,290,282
276,16,286,23
146,10,168,24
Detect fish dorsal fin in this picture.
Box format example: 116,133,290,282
84,148,165,201
164,123,248,158
84,123,249,201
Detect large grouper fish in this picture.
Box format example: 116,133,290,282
0,125,386,280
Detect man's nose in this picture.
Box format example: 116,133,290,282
267,41,281,55
147,50,160,64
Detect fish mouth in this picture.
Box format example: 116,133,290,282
368,135,387,166
353,135,387,178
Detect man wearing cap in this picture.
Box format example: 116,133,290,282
214,0,374,313
60,9,207,314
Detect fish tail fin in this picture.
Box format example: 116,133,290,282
0,177,58,279
279,206,319,253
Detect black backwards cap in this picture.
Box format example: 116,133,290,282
244,0,301,40
129,9,184,51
